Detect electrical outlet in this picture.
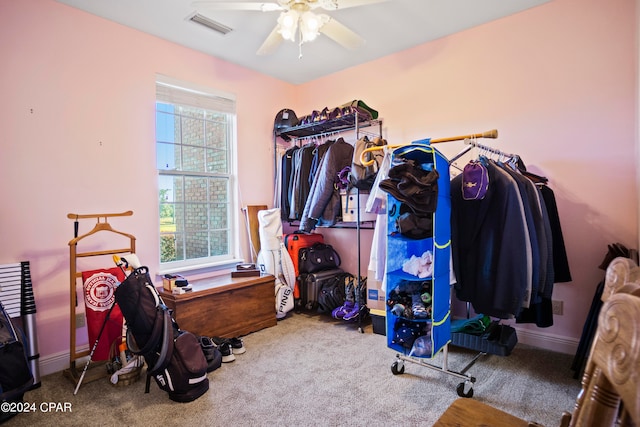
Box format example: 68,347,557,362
552,300,564,316
75,312,86,328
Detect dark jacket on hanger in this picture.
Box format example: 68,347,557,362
451,160,530,319
539,184,572,283
309,139,334,188
289,143,316,221
280,146,299,221
498,161,555,306
516,184,568,327
299,138,354,232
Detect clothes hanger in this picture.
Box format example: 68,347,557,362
68,211,135,245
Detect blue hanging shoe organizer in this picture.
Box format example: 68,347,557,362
384,139,481,398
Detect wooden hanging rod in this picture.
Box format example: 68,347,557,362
67,211,133,220
359,129,498,167
430,129,498,144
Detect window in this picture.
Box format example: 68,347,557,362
155,76,238,272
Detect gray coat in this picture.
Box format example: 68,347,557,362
299,138,354,231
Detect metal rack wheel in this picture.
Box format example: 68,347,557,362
456,381,474,398
391,361,405,375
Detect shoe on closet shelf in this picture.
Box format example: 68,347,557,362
412,293,428,319
390,303,405,317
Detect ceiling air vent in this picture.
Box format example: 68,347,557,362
189,13,233,35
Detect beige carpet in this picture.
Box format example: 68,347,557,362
5,313,581,426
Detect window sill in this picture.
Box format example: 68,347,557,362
156,258,245,280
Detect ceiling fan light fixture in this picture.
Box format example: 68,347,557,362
300,11,323,42
277,10,299,41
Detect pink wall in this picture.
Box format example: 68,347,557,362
0,0,637,372
294,0,638,351
0,0,293,368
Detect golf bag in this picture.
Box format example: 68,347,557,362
0,301,33,423
114,267,209,402
256,208,296,319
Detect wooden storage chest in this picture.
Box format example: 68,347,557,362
160,274,276,338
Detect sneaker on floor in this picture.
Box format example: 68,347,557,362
212,336,245,356
342,302,361,321
332,300,355,319
227,337,246,355
199,336,217,362
215,340,235,363
199,336,223,372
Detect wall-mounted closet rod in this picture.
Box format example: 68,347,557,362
359,129,498,166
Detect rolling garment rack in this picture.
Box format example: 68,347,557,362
64,210,136,386
361,129,500,397
276,110,383,332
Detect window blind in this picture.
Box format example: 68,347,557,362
156,74,236,114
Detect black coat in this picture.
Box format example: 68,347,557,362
451,161,530,318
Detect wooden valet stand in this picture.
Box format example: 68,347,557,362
63,211,136,387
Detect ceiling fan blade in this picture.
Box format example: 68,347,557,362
257,25,284,55
314,0,390,11
319,16,365,50
191,1,283,12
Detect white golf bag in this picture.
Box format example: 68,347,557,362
256,208,296,319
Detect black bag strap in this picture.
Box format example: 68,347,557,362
126,307,163,356
126,308,174,375
145,311,175,375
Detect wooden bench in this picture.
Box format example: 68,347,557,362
160,274,276,339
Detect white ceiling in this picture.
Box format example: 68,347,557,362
54,0,550,85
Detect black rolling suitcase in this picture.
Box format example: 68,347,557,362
298,269,351,314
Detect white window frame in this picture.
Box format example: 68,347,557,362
155,75,241,274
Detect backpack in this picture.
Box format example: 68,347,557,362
0,301,34,423
316,272,353,314
114,267,209,402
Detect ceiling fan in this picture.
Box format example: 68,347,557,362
191,0,390,56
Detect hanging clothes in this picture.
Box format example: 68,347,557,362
288,142,316,221
451,152,569,324
308,139,334,189
538,184,572,283
279,145,299,221
451,159,530,319
496,159,554,307
299,138,354,231
515,157,572,284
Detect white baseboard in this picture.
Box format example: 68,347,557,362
38,346,89,377
514,326,579,355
